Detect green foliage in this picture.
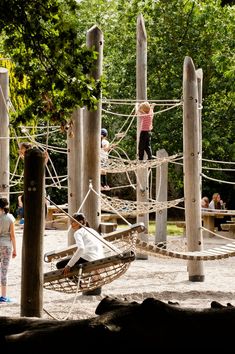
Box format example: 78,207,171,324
1,0,234,209
78,0,235,203
0,0,101,125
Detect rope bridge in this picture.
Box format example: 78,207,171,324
101,194,184,216
103,154,180,173
135,238,235,261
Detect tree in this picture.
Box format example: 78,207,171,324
0,0,101,125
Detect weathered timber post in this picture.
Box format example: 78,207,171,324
21,148,45,317
136,14,148,259
0,67,9,201
83,25,103,230
196,69,203,197
197,69,207,237
183,56,204,282
155,149,168,244
67,108,83,245
82,26,103,295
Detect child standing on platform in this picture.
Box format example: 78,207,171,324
136,101,155,160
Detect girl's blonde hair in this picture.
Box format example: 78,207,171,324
139,101,151,114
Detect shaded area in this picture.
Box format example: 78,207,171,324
1,297,235,352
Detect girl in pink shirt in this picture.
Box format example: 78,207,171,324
136,101,154,160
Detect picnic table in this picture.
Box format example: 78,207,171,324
202,210,235,238
46,204,68,221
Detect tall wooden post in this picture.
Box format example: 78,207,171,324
83,25,103,230
196,69,203,196
21,148,45,317
67,108,83,245
0,67,9,201
183,56,204,282
155,149,168,244
136,14,148,259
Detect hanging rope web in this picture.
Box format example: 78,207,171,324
101,193,184,216
102,153,181,174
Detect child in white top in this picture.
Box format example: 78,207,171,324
56,213,104,276
0,198,16,302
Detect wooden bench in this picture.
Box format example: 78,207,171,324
46,217,69,230
47,204,68,221
101,213,136,224
221,223,235,237
99,222,117,234
101,213,118,223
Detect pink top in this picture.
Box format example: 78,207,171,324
139,109,153,131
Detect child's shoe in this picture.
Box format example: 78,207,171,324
0,296,12,303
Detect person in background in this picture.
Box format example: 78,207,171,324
201,196,209,209
16,194,24,225
56,213,104,275
209,193,225,210
209,193,228,231
0,197,17,303
100,128,111,190
136,101,155,160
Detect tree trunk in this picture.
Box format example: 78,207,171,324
1,297,235,352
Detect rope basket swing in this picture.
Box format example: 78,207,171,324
43,223,145,294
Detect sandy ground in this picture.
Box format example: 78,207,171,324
1,225,235,320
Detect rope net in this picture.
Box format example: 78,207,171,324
103,154,180,173
101,194,184,215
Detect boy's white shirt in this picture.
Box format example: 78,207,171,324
67,227,105,267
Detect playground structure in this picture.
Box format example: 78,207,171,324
0,15,235,318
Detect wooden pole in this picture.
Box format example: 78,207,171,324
67,108,83,245
183,56,204,282
83,25,103,231
196,69,203,197
0,67,9,201
155,149,168,244
21,148,45,317
82,26,103,296
136,14,148,259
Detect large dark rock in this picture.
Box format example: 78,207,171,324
1,297,235,353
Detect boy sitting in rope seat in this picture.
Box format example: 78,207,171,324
56,213,104,278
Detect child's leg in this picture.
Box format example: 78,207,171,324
145,132,152,160
101,174,106,186
56,256,71,269
103,174,108,186
0,246,11,297
138,132,145,160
